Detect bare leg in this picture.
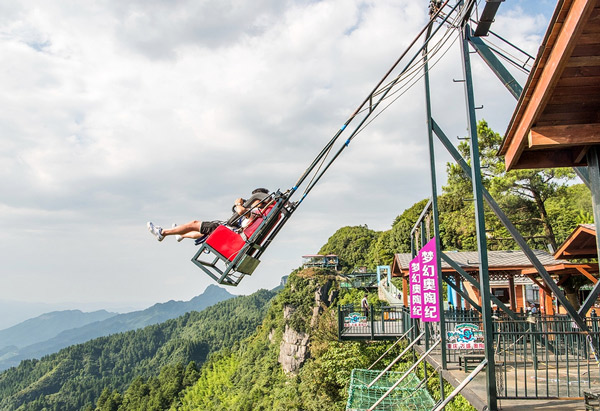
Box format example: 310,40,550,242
161,220,203,237
181,232,204,240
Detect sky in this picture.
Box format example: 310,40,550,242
0,0,557,321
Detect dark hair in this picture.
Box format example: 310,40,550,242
252,188,269,194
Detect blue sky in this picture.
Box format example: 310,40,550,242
0,0,557,322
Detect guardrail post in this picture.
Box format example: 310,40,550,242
338,305,342,340
371,307,375,340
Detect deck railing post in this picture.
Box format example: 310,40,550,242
371,307,375,340
338,305,342,340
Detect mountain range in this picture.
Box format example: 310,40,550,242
0,284,234,371
0,288,276,410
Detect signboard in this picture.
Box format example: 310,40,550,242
409,256,422,319
344,312,368,327
408,237,440,323
420,237,439,323
446,323,485,349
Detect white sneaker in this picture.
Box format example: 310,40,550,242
147,222,164,241
173,223,183,242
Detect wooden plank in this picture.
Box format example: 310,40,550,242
552,85,600,95
577,32,600,45
571,43,600,57
540,103,599,116
536,117,595,126
504,0,596,170
565,55,600,67
510,149,584,169
582,23,600,34
556,75,600,87
562,65,600,79
547,91,600,104
529,124,600,149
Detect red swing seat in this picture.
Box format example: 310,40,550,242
191,203,281,286
206,204,275,261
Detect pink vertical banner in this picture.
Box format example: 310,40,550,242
419,237,440,322
409,256,423,319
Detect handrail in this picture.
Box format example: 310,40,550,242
367,326,414,370
367,331,426,388
368,339,441,410
410,197,433,237
432,358,487,411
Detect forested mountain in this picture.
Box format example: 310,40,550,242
0,310,116,350
122,270,472,411
0,289,276,411
0,284,234,371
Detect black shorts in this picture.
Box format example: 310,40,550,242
200,221,221,235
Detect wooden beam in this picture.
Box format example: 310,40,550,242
565,55,600,67
528,123,600,149
522,264,567,275
562,247,599,256
504,0,596,170
525,273,553,294
575,145,590,163
557,275,571,286
575,266,598,283
509,149,582,169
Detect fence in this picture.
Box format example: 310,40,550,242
338,305,600,398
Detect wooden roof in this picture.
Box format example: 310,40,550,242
499,0,600,170
554,223,597,258
391,249,571,276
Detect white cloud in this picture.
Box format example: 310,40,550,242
0,0,552,307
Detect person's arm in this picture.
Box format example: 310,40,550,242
233,198,246,215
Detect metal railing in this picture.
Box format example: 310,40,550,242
338,305,600,399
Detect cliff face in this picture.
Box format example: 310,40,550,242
277,275,338,375
279,317,310,375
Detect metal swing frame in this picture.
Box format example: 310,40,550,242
191,192,296,286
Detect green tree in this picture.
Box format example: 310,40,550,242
319,225,380,271
445,120,578,250
443,119,592,307
390,199,430,252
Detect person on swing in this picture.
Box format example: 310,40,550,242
147,188,270,242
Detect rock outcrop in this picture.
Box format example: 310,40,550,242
278,277,339,375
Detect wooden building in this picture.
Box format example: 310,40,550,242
392,249,597,315
499,0,600,170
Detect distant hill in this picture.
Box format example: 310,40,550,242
0,284,234,371
0,289,276,411
0,310,117,350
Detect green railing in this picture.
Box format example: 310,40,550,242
338,305,600,398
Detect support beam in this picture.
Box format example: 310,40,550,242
575,166,591,187
575,266,598,284
443,275,481,311
473,0,504,37
525,274,553,295
579,147,600,316
468,33,522,99
441,252,519,320
432,118,592,334
460,24,497,410
528,124,600,149
423,21,447,371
